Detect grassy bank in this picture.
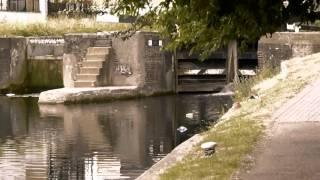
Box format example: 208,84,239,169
234,63,280,102
160,53,320,180
0,18,130,37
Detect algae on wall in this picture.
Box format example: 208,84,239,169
27,59,63,92
0,37,64,93
0,37,28,93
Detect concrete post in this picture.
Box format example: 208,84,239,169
226,40,239,84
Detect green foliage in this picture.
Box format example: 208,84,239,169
113,0,320,58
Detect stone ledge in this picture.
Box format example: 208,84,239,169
137,134,204,180
38,86,138,104
29,56,63,60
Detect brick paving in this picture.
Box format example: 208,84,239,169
241,79,320,180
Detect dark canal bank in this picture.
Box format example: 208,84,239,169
0,94,232,179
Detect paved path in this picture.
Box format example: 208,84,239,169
241,79,320,180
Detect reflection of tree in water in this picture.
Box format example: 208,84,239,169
144,97,175,166
47,132,86,179
0,97,13,138
46,106,119,180
0,98,58,179
68,95,232,178
95,97,176,176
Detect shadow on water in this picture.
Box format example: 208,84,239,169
0,94,232,179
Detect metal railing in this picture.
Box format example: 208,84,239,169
48,1,93,17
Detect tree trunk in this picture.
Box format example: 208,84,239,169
226,40,239,84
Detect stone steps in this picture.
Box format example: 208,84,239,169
94,39,112,47
74,47,110,88
76,74,99,81
80,67,101,74
85,54,107,61
74,81,96,87
82,61,105,68
87,47,111,55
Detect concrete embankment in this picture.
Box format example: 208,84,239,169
3,32,320,95
38,86,138,104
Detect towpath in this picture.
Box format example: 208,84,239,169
240,78,320,180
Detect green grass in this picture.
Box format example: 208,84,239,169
234,63,280,102
161,115,263,180
0,17,130,37
313,20,320,27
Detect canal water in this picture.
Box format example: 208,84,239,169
0,94,232,180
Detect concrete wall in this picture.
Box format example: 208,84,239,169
27,58,63,91
0,37,27,92
26,37,63,91
258,32,320,68
0,37,63,93
0,32,174,95
63,32,175,95
111,32,174,95
27,37,64,58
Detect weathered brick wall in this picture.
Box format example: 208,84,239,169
258,32,320,68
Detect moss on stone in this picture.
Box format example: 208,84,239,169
27,59,63,90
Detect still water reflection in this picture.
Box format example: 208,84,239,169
0,94,232,180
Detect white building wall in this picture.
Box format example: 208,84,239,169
1,0,8,10
39,0,48,17
0,0,47,23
